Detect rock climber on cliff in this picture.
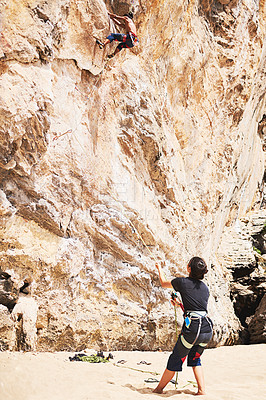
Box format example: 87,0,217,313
96,11,138,59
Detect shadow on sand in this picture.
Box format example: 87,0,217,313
124,384,196,397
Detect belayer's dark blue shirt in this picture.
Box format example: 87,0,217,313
171,277,209,312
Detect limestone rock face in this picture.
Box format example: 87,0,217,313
0,0,265,351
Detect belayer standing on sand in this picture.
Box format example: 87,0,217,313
96,11,138,58
154,257,213,396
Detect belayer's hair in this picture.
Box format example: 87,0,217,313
188,257,208,280
124,11,134,19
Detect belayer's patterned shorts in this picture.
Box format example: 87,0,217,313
167,318,213,371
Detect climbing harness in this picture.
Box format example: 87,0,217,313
184,311,212,333
180,311,213,351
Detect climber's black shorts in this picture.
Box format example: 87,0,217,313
107,32,138,50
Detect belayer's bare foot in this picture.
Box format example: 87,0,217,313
195,390,206,396
153,388,163,394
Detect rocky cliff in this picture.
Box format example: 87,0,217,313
0,0,265,352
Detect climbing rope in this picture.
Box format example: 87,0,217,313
174,303,179,388
114,363,160,375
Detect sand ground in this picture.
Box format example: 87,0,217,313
0,344,265,400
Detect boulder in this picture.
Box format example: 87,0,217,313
0,304,16,350
0,270,18,310
248,293,266,343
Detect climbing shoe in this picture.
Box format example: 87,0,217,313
107,53,115,59
96,39,104,49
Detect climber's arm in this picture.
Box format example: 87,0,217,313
112,19,124,27
108,12,126,23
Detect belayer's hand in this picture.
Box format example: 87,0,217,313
171,298,182,308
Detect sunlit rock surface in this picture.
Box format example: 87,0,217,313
0,0,265,350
